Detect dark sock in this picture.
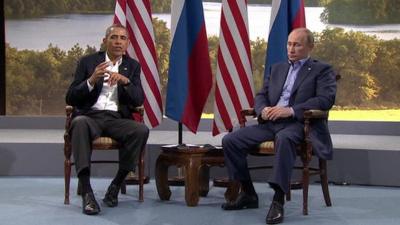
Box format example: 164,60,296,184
272,186,285,205
78,168,92,195
111,169,130,187
241,180,257,196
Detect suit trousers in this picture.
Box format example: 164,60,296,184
222,119,304,193
70,110,149,175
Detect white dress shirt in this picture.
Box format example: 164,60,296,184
87,53,122,111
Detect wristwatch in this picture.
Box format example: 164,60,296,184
124,79,131,86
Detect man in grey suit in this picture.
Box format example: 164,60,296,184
66,24,149,215
221,28,336,224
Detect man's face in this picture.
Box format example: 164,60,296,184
287,30,313,62
103,27,129,59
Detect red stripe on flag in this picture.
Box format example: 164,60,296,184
214,85,233,132
227,0,252,64
220,14,254,105
217,47,242,121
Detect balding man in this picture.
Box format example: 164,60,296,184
221,28,336,224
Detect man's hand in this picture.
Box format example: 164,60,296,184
262,106,293,121
88,62,109,85
107,72,130,86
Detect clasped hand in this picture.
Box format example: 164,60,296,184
261,106,293,121
88,61,129,86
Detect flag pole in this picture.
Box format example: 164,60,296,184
173,122,184,185
178,122,183,145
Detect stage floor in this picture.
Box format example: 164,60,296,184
1,177,400,225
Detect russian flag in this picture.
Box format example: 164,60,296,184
166,0,213,133
264,0,306,80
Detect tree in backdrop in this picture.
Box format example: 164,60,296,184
313,28,380,107
5,44,96,115
5,24,400,115
321,0,400,24
370,40,400,107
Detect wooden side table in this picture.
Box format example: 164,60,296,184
155,145,237,206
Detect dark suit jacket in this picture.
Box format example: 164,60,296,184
254,58,337,160
66,51,144,119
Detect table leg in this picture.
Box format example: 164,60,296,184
155,154,171,201
184,156,201,206
199,165,210,197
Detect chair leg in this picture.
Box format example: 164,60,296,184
64,159,71,204
302,165,310,215
319,159,332,207
138,146,146,202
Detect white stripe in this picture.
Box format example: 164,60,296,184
219,34,249,108
237,0,249,36
269,0,281,31
115,1,126,26
223,3,252,88
141,70,162,124
127,44,137,61
215,64,239,127
126,7,159,80
134,0,156,42
171,0,185,40
213,100,225,134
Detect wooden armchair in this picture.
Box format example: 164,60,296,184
237,108,332,215
63,106,147,204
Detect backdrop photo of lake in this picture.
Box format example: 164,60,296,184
5,3,400,51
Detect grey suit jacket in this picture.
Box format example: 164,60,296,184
254,58,337,159
65,51,144,119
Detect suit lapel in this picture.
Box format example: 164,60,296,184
118,56,129,77
270,63,290,105
291,59,313,95
94,52,105,94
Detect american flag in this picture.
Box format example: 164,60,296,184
212,0,254,136
114,0,163,128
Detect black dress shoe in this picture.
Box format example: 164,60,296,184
266,201,284,224
82,192,100,215
103,184,120,207
221,192,258,210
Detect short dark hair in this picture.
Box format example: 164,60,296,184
105,24,128,38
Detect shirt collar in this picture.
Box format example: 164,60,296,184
288,57,309,68
105,52,123,67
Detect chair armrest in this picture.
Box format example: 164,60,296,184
131,105,144,117
131,105,145,122
240,108,256,117
303,109,329,119
239,108,256,127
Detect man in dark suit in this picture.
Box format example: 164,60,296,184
221,28,336,224
66,24,149,215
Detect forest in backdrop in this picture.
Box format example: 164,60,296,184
4,0,400,115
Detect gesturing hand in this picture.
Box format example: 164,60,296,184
88,62,110,85
107,72,130,86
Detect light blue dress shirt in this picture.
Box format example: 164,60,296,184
276,58,308,107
